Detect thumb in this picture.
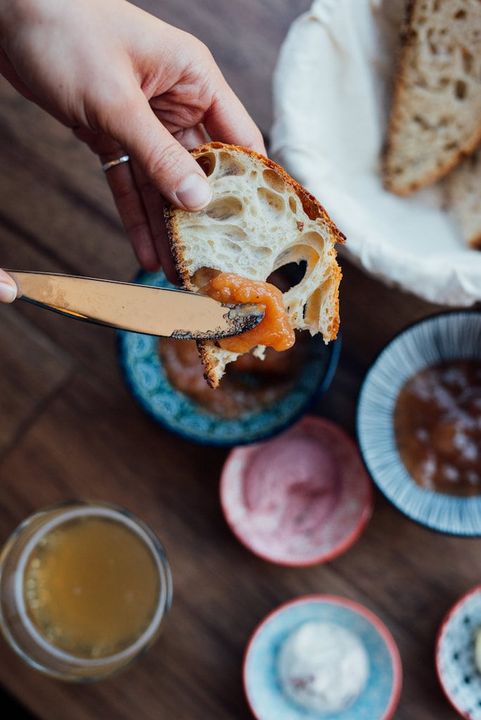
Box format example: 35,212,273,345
105,90,212,211
0,269,17,303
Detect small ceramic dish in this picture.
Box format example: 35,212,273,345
221,416,372,566
357,311,481,536
243,595,402,720
436,585,481,720
118,271,341,447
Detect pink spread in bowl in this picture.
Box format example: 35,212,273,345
220,416,373,566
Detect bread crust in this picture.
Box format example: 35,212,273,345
164,142,344,387
165,142,345,276
326,260,342,339
383,0,481,196
383,0,417,195
196,341,219,388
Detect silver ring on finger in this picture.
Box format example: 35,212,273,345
101,155,130,173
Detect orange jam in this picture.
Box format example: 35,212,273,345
203,273,295,354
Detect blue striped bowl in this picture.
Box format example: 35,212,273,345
243,595,402,720
357,311,481,536
118,271,341,447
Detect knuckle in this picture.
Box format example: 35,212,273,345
197,42,214,65
174,29,214,68
187,35,213,63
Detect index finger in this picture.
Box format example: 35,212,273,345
204,76,266,155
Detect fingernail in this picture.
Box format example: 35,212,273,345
0,280,17,303
176,173,212,211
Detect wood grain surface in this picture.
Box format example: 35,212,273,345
0,1,471,719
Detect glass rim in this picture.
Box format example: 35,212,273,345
0,500,173,680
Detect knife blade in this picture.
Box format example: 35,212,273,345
8,271,264,340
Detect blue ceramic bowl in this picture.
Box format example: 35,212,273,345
243,595,402,720
357,311,481,536
118,271,341,447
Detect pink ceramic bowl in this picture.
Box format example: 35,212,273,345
220,416,373,566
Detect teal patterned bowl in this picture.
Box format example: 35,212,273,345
118,271,341,447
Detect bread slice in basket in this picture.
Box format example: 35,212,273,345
445,147,481,249
164,142,344,388
383,0,481,195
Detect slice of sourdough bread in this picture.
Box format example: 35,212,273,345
445,147,481,248
384,0,481,196
165,142,344,388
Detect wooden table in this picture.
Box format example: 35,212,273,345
0,2,471,718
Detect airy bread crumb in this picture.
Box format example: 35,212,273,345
165,142,343,388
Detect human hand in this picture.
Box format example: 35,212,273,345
0,269,17,303
0,0,265,278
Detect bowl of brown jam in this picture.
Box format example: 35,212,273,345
357,311,481,535
118,271,340,447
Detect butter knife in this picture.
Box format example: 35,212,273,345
8,271,264,340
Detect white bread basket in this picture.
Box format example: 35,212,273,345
271,0,481,306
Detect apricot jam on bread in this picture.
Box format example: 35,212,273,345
165,142,343,388
203,273,295,354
